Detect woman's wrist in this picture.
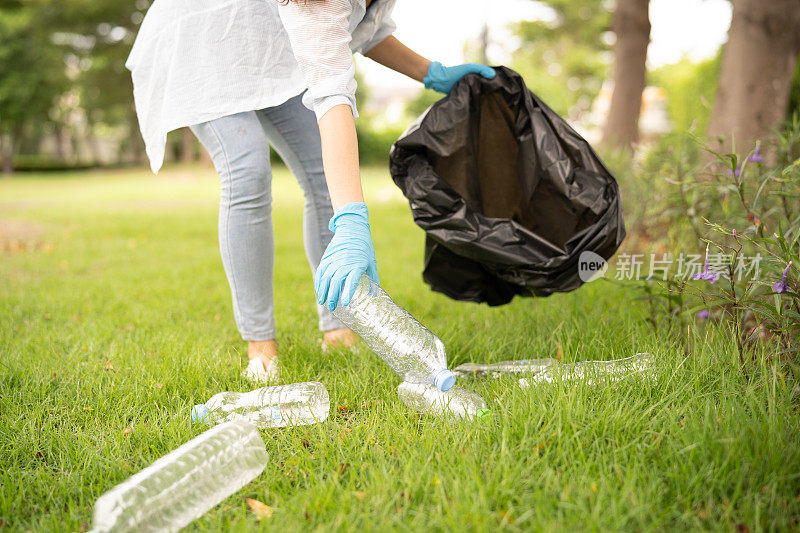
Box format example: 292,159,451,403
317,104,364,210
413,59,433,83
365,36,432,83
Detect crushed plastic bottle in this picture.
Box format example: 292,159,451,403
91,420,267,533
397,381,490,420
333,275,456,391
453,358,557,378
519,353,654,388
191,382,330,428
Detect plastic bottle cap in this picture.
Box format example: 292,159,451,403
191,404,208,424
476,408,491,418
433,369,456,392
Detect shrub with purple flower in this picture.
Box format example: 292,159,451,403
772,263,792,294
748,144,765,163
635,117,800,372
692,245,720,283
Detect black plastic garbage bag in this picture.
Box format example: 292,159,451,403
389,66,625,306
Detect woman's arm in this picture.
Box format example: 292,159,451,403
317,104,363,209
364,35,431,83
314,103,378,310
364,35,496,93
278,0,378,309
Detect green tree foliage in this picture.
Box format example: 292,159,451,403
787,58,800,123
0,0,151,169
650,54,721,135
511,0,612,117
0,2,67,149
45,0,151,161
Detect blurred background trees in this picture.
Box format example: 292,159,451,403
0,0,799,174
511,0,612,120
706,0,800,154
602,0,650,148
0,0,68,172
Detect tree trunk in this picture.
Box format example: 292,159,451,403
181,127,196,163
127,105,147,165
1,133,14,175
200,144,212,166
707,0,800,155
70,134,81,164
602,0,651,149
85,115,103,166
53,123,66,161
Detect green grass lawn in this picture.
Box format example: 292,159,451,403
1,164,799,531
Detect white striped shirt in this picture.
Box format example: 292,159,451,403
126,0,396,173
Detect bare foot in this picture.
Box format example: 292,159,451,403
322,328,358,350
248,339,279,367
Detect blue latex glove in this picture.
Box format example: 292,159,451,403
315,202,379,311
423,61,496,94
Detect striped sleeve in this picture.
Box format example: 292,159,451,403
359,14,395,53
278,0,359,120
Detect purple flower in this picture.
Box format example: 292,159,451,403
693,245,720,283
773,262,792,293
697,310,709,319
748,145,765,164
727,165,742,177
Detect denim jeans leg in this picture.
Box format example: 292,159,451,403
257,94,346,332
190,112,277,341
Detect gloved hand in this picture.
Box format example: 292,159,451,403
315,202,379,311
423,61,496,94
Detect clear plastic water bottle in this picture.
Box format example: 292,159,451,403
333,275,456,392
519,353,654,388
91,420,267,533
191,382,330,428
454,358,557,378
397,381,490,420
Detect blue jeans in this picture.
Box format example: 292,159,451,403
191,94,344,341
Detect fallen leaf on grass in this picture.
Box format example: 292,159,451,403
104,359,114,371
535,434,555,456
499,511,514,525
245,498,273,520
122,427,132,437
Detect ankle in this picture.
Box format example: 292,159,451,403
322,328,358,348
248,339,279,364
